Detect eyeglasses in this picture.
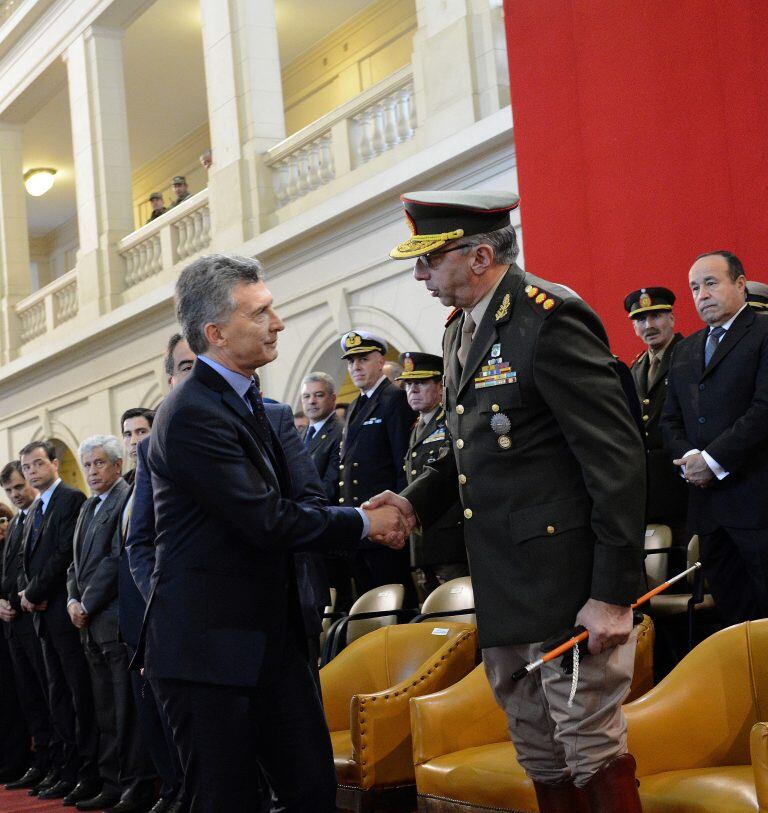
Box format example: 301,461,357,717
416,244,471,269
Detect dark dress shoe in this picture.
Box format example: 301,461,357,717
75,791,122,811
108,799,156,812
38,779,76,799
6,766,45,789
166,797,188,813
63,781,103,805
147,799,172,813
28,766,59,794
0,764,31,783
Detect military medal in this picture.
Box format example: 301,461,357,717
491,343,501,358
490,413,512,448
498,435,511,449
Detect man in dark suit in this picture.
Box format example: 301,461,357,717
67,435,154,812
18,440,99,802
300,371,351,609
398,352,467,600
663,250,768,625
370,191,646,811
625,287,688,548
0,461,54,791
339,330,417,601
120,408,155,486
138,254,404,812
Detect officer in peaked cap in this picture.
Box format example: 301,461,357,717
170,176,190,207
747,281,768,310
338,330,417,604
624,287,688,549
398,352,468,600
370,190,646,810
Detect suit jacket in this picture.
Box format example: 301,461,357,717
116,483,145,649
305,413,343,503
630,333,688,521
21,482,87,637
340,377,416,547
138,359,363,687
662,307,768,532
405,407,466,568
403,266,646,647
0,513,36,639
66,478,130,645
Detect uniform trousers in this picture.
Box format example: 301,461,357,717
483,628,637,787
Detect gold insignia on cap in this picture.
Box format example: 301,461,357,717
495,293,511,321
535,293,546,305
543,298,555,310
403,356,415,372
345,332,362,349
527,286,538,299
639,291,652,309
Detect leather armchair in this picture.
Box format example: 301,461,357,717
410,614,655,812
321,621,478,812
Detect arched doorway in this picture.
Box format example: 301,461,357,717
51,438,87,494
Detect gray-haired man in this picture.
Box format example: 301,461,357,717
67,436,154,813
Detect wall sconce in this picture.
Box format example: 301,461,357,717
24,167,57,197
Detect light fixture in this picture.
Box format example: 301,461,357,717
24,167,57,197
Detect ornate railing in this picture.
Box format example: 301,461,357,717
267,66,417,207
16,269,79,345
118,189,210,290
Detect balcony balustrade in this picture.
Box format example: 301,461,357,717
16,269,79,346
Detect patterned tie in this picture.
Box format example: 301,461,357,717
29,501,44,550
246,376,275,452
704,326,726,366
304,425,316,448
457,312,476,368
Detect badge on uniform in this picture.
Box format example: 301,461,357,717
362,417,382,425
423,429,446,444
491,343,501,358
490,413,512,449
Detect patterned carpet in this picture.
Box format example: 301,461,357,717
0,787,63,813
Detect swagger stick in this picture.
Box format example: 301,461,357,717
511,562,702,681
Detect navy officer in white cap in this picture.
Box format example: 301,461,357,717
338,330,418,604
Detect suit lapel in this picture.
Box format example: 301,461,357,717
633,353,649,398
345,384,382,447
310,415,336,453
701,307,754,379
78,498,100,572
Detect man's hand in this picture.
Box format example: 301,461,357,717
575,598,633,656
18,591,47,612
67,602,89,629
0,598,16,623
363,505,407,549
673,452,714,487
363,491,417,536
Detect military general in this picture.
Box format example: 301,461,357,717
367,190,646,812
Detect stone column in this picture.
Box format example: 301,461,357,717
65,26,134,318
199,0,286,246
0,125,32,362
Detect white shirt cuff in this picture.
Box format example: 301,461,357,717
702,450,729,480
355,507,370,538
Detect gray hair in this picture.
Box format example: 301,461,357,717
78,435,123,463
302,371,336,396
461,224,519,264
175,254,264,355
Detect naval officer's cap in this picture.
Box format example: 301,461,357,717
623,287,676,319
747,281,768,310
396,352,443,381
390,190,520,260
340,330,388,359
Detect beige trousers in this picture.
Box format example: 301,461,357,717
482,628,637,787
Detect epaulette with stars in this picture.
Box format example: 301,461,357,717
631,349,647,366
445,307,461,327
524,283,562,317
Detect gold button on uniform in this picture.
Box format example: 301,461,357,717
642,415,649,422
456,405,465,415
458,474,467,485
353,462,359,468
643,398,650,406
464,508,473,519
491,404,500,413
339,464,345,470
411,469,417,475
353,479,358,485
456,439,464,449
546,525,555,535
339,498,345,503
411,452,417,458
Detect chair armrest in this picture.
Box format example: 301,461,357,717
350,627,478,790
410,607,476,623
751,722,768,811
410,661,509,768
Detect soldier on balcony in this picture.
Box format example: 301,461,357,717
170,176,190,207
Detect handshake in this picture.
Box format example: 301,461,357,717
360,491,417,550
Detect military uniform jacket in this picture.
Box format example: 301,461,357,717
631,333,688,522
403,265,646,648
662,306,768,533
306,413,344,503
340,377,416,547
405,407,466,568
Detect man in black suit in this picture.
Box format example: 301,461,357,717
663,250,768,624
339,330,417,601
625,287,688,549
18,440,99,802
138,254,404,812
67,435,154,812
0,462,54,791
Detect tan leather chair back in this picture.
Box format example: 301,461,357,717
420,577,476,625
346,583,405,645
644,524,672,587
319,587,337,653
627,619,768,776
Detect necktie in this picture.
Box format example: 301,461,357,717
457,312,476,368
349,394,368,422
647,354,661,390
304,425,316,448
246,376,275,452
704,326,726,366
29,501,44,550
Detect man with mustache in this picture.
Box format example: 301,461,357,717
625,287,688,549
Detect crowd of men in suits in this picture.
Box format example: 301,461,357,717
0,189,765,811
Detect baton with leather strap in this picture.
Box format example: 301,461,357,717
511,562,702,681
